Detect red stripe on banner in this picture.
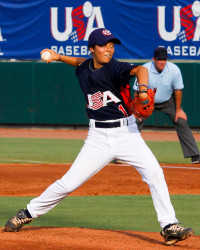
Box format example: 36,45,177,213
75,10,84,17
73,18,82,27
78,33,85,40
73,5,83,13
72,5,85,41
180,4,194,40
181,4,192,12
77,27,85,39
181,8,192,16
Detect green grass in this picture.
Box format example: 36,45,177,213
146,141,200,164
0,137,199,164
1,195,199,234
0,138,84,163
0,138,199,235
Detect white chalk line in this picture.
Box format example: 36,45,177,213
0,160,199,170
161,166,200,170
108,163,200,170
0,159,57,164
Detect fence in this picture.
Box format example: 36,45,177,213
0,61,199,127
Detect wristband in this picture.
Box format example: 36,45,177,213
137,84,148,90
138,90,148,94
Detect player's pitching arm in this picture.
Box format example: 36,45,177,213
40,49,87,67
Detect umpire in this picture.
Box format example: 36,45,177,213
133,47,200,164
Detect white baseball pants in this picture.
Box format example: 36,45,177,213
27,115,178,228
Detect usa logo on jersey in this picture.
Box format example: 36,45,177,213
87,91,120,110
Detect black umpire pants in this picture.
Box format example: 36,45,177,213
136,95,200,158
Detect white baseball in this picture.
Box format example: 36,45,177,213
83,1,93,17
192,1,200,17
41,51,52,61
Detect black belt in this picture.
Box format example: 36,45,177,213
95,121,123,128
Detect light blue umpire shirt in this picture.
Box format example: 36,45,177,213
133,61,184,104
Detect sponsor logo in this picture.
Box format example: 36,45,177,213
50,1,105,56
157,1,200,57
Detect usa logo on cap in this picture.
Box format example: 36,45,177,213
102,29,111,36
88,28,121,48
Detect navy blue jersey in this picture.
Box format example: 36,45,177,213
75,58,138,121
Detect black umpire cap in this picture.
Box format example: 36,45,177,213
154,47,168,60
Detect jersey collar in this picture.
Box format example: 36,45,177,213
89,59,103,72
150,61,169,75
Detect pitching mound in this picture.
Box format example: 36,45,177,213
1,227,199,249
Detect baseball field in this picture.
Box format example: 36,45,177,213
0,128,200,249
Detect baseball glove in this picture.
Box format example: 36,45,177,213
130,88,156,119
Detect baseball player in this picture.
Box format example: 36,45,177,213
133,47,200,164
3,29,194,246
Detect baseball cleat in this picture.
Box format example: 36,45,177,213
191,155,200,164
160,223,194,245
3,209,33,232
113,160,126,164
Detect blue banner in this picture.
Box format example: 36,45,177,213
0,0,200,59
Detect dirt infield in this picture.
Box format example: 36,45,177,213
0,127,200,141
0,163,200,197
0,128,200,249
1,227,199,250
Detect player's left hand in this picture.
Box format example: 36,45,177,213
175,109,187,122
130,88,156,119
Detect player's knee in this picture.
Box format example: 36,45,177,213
63,182,78,193
56,179,77,194
142,167,164,186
